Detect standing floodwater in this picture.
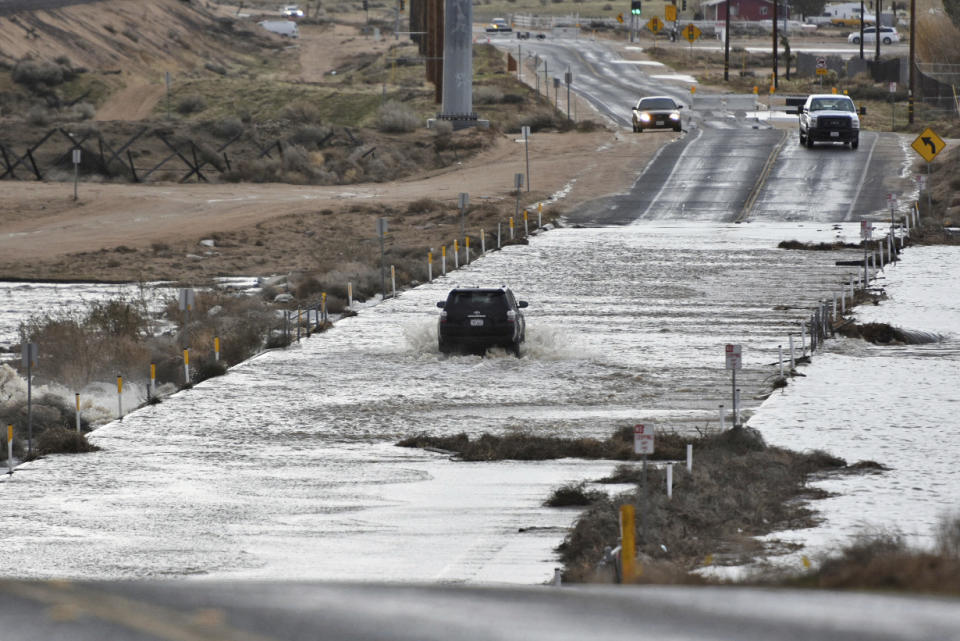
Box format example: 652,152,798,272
0,222,880,582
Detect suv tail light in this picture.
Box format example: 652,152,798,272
506,310,516,323
440,310,448,323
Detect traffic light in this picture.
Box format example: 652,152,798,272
681,0,686,10
630,0,642,15
362,0,368,9
399,0,404,9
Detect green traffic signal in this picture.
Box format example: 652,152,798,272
630,1,642,14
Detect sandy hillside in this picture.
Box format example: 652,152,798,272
0,1,675,284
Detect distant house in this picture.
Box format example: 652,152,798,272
701,0,790,21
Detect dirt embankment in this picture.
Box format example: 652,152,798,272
0,0,675,285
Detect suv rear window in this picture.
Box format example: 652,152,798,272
446,290,506,312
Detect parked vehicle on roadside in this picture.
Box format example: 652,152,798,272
436,287,528,356
485,17,512,32
631,96,683,133
847,26,900,44
281,5,304,17
798,94,861,149
258,19,299,38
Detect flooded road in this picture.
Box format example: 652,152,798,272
0,222,868,582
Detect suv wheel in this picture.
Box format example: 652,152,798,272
882,37,892,44
850,137,859,150
805,134,815,148
798,129,805,144
851,36,860,44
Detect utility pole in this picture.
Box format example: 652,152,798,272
875,0,881,62
773,0,779,89
723,0,730,81
908,0,915,123
859,0,865,59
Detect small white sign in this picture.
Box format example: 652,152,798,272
889,81,897,93
458,192,469,210
724,344,742,370
816,56,827,69
521,125,530,139
72,149,81,164
860,219,873,240
634,424,655,454
178,288,195,312
376,217,388,235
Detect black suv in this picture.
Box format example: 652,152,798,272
436,287,528,355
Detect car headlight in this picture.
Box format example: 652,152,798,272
808,115,818,126
669,112,680,120
851,117,860,129
639,113,651,122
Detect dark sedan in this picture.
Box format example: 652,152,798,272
631,96,683,133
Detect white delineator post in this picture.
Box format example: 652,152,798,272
6,424,12,475
481,229,486,254
789,335,796,369
117,375,123,421
427,253,433,282
778,345,784,376
719,404,725,430
348,282,354,308
75,393,81,433
391,265,396,299
442,246,447,276
686,444,692,473
214,337,220,362
184,348,190,385
666,463,673,499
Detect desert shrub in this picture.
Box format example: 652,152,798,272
26,106,51,127
545,481,605,507
501,93,526,104
204,62,227,75
376,100,420,133
518,109,561,132
405,197,441,214
282,100,323,124
211,117,244,139
67,102,97,121
177,94,206,115
191,358,228,384
122,28,139,42
37,427,99,455
475,85,504,104
936,512,960,558
431,119,453,137
19,299,152,388
12,59,64,88
289,125,332,147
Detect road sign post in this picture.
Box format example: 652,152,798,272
724,344,741,428
633,423,654,545
911,127,946,219
377,217,388,299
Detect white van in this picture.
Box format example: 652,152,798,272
258,20,299,38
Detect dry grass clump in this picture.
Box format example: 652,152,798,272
36,427,99,456
0,392,95,460
558,428,842,582
837,322,941,345
376,100,421,133
19,299,152,390
916,11,960,64
784,523,960,595
545,481,606,507
778,240,861,250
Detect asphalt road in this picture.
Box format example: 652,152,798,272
495,37,911,225
2,580,960,640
